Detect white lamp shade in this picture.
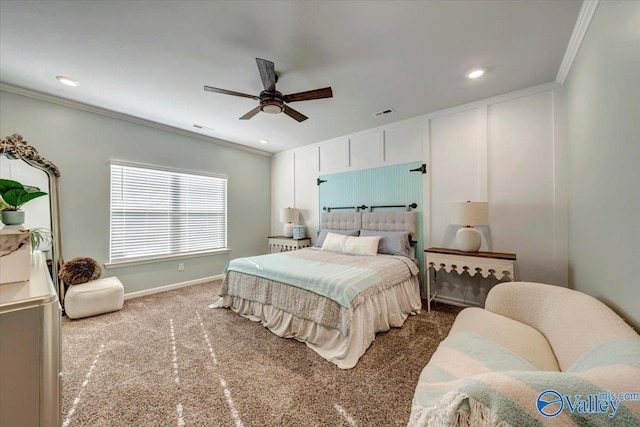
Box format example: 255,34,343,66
279,208,299,224
451,202,488,226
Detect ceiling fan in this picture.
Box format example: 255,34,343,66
204,58,333,122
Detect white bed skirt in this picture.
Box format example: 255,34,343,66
210,276,421,369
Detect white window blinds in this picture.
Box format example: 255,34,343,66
110,163,227,263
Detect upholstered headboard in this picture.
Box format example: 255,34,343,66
362,212,417,241
320,211,417,240
321,212,362,231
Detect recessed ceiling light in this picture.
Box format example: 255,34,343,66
56,76,79,87
465,68,486,79
259,139,268,144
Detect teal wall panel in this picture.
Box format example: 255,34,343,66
319,161,424,290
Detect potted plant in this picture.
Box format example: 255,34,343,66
0,178,48,225
29,227,53,252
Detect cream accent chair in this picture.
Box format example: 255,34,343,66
409,282,640,426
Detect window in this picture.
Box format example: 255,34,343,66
109,162,227,264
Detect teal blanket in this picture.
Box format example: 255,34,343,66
409,332,640,426
224,253,381,309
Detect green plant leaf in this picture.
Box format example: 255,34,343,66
17,191,47,208
0,179,24,194
2,189,47,209
2,189,23,208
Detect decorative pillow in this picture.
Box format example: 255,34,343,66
342,236,381,256
59,257,102,285
359,229,413,259
321,233,381,256
314,228,360,247
321,232,348,252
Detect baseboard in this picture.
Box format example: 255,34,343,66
123,275,224,300
429,295,482,309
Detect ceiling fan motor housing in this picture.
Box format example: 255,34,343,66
260,91,284,114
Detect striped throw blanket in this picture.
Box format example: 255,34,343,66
409,331,640,426
224,251,382,308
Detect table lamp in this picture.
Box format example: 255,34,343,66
451,201,488,252
280,207,299,238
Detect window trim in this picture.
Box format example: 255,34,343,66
104,248,231,269
108,160,228,264
110,160,228,180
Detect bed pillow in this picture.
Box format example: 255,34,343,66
321,233,381,256
314,228,360,247
359,229,413,259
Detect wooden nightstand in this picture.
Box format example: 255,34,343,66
424,247,517,312
268,236,312,253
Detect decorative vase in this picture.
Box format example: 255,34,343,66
283,222,294,238
455,226,482,252
1,210,25,226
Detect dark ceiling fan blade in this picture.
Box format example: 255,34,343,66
284,87,333,103
204,86,259,100
239,106,262,120
255,58,276,92
283,105,308,122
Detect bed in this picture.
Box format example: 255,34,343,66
210,211,422,369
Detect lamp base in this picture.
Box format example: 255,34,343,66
283,222,294,238
456,227,482,252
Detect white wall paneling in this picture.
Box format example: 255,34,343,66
270,151,295,235
384,120,424,165
429,108,482,252
319,137,348,173
349,131,383,169
271,82,568,305
487,90,563,285
294,145,320,242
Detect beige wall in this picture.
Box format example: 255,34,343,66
564,1,640,330
1,90,271,295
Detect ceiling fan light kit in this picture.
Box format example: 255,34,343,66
260,91,285,114
204,58,333,122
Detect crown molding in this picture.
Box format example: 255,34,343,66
0,83,272,157
556,0,599,84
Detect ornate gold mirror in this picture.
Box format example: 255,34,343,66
1,134,64,302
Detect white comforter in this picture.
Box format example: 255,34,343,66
211,249,422,369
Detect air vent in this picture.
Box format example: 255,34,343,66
193,124,215,131
372,108,395,118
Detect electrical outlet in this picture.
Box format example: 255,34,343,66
178,263,184,271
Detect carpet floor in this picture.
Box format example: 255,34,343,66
61,280,461,426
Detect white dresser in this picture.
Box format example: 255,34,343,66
0,251,61,427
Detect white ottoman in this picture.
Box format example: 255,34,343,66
65,277,124,320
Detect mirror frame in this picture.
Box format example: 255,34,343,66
1,134,64,303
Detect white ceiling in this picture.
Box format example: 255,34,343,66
0,1,582,154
